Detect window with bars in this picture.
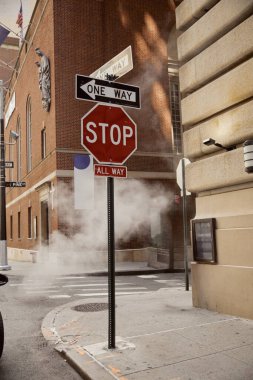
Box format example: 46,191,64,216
169,76,182,154
28,207,32,239
41,128,46,160
26,96,32,173
16,116,21,181
10,215,13,240
18,211,21,239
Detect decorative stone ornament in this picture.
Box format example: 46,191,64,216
35,48,51,112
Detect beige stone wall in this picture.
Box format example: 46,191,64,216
176,0,253,318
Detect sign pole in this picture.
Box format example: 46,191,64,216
0,80,11,270
107,176,115,349
182,158,189,291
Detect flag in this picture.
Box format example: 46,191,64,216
74,154,94,210
0,25,10,46
16,2,23,28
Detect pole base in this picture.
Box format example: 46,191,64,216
0,265,11,271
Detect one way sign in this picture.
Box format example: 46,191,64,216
75,75,140,109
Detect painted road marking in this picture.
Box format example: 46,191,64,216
48,295,72,299
138,275,158,278
26,290,59,294
75,291,150,297
77,287,147,292
55,276,87,280
62,283,132,288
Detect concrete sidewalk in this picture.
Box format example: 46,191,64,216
42,282,253,379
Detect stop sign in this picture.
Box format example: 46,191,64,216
81,103,137,165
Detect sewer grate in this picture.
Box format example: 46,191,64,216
72,303,108,312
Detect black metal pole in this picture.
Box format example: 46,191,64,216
107,176,115,349
0,80,10,270
182,158,189,291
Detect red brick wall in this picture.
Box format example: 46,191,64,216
53,0,175,157
5,0,57,250
4,0,179,252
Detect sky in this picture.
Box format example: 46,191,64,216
0,0,36,38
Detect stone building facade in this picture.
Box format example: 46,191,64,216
176,0,253,318
4,0,186,267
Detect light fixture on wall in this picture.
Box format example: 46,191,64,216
243,140,253,173
10,130,19,140
5,130,19,145
203,138,236,151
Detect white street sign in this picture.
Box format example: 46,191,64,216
81,79,137,102
176,158,191,195
76,75,140,109
90,46,133,80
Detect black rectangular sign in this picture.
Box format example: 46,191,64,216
192,218,217,263
5,181,26,188
5,161,14,168
75,75,140,109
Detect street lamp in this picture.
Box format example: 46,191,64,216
0,80,10,270
203,138,236,151
10,130,19,140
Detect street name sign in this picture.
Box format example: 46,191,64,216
94,164,127,178
76,75,140,109
5,181,26,188
4,161,14,168
90,46,133,81
81,103,137,165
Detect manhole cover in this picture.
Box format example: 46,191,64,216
72,303,108,312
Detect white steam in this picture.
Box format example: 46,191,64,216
34,178,173,273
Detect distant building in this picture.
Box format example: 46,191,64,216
4,0,190,268
176,0,253,318
0,36,19,89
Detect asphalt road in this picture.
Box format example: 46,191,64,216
0,264,186,380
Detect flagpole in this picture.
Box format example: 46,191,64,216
18,0,24,45
0,21,27,43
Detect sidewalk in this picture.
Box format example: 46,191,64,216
41,270,253,380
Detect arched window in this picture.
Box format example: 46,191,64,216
16,116,21,180
26,96,32,172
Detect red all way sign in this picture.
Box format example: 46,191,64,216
94,164,127,178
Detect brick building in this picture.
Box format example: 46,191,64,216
3,0,188,266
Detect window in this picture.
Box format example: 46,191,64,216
18,211,21,239
41,128,46,159
28,207,32,238
26,96,32,172
16,116,21,181
10,215,13,240
168,75,182,154
34,216,37,239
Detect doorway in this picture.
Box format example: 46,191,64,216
41,200,49,245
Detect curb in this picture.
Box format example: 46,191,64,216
41,300,115,380
87,268,186,277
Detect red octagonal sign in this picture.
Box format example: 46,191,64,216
81,103,137,165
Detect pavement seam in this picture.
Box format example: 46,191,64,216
117,347,252,378
124,317,239,339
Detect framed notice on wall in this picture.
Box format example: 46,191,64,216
192,218,217,263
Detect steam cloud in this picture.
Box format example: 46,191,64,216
35,179,173,274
